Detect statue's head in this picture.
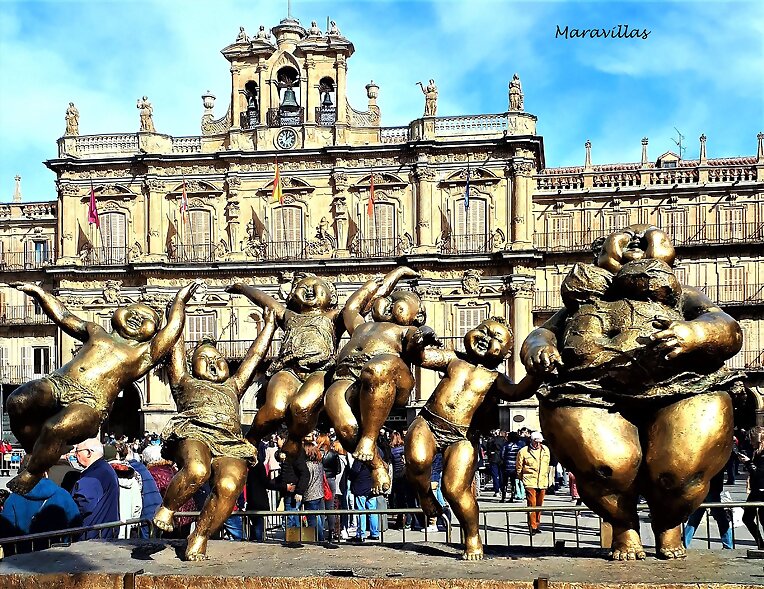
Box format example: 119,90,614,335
287,273,337,312
191,339,230,383
112,303,160,342
595,224,675,274
463,317,513,366
371,290,426,327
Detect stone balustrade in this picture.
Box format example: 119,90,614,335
171,136,203,153
434,113,508,135
71,133,140,156
380,126,411,144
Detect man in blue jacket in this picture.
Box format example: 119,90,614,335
70,438,119,539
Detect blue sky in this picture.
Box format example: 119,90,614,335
0,0,762,201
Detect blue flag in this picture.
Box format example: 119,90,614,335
464,164,470,211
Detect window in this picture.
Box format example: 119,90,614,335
672,266,688,286
366,201,396,255
661,209,687,245
271,206,304,259
719,266,745,303
32,347,50,377
185,313,217,344
187,209,213,260
99,315,113,333
603,212,629,236
548,215,571,249
719,207,745,241
455,306,488,352
454,198,487,252
101,212,127,263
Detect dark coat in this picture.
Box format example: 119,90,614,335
70,457,120,539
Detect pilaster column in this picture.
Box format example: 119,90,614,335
332,170,350,253
143,178,165,258
413,163,436,249
304,57,316,124
510,159,534,250
506,275,536,382
231,65,242,129
256,62,267,126
335,55,348,125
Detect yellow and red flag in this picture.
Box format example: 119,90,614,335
272,161,284,205
366,172,375,217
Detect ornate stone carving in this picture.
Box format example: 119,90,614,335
332,171,349,190
305,218,337,257
414,284,442,301
511,161,534,176
102,281,122,304
461,269,482,295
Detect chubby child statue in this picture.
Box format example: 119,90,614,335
6,280,201,495
521,224,743,560
153,306,276,560
406,317,539,560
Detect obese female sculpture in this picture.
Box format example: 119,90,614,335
521,225,743,560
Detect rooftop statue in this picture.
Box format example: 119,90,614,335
137,96,156,133
521,225,744,561
65,102,79,136
509,73,524,112
417,79,438,117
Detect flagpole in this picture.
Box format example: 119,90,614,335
89,177,105,262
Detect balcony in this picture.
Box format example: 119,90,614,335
80,246,129,266
437,233,492,255
315,107,336,127
727,350,764,372
533,230,607,253
185,338,282,361
0,305,53,325
263,240,307,261
168,243,216,264
701,283,764,306
266,108,304,128
0,251,56,271
0,365,52,384
673,223,764,247
350,237,403,259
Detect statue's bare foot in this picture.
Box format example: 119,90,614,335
656,526,686,559
7,470,41,495
354,436,377,462
153,506,175,533
419,490,444,519
370,462,391,495
462,535,484,560
184,535,209,561
609,527,646,561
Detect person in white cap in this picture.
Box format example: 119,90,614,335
515,431,550,534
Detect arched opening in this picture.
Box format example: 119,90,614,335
269,66,302,127
317,76,336,126
242,80,259,129
105,382,142,440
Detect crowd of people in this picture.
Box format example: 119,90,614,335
1,423,762,552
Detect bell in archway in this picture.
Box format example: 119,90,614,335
322,91,333,107
280,87,300,113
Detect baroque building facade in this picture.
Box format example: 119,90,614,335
1,18,763,437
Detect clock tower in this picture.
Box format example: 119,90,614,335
201,17,381,152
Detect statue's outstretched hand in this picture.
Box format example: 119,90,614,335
411,326,442,349
11,282,43,296
523,343,563,375
650,315,701,360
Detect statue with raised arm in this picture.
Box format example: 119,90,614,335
65,102,79,136
227,273,381,458
521,224,744,561
137,96,156,133
417,80,438,117
6,280,201,495
324,265,426,493
406,317,539,560
153,305,276,561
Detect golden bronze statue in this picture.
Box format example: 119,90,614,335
227,273,379,457
6,280,201,495
153,305,276,561
405,317,538,560
521,224,744,560
323,265,426,492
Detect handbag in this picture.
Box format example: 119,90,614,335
322,472,333,501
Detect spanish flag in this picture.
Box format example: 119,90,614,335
366,172,375,217
272,161,284,205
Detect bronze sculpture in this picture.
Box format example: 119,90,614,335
405,317,539,560
153,305,276,561
227,273,382,457
521,224,744,560
6,280,201,495
323,265,427,493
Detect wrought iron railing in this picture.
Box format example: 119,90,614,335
675,222,764,247
350,237,403,258
266,107,304,128
315,106,336,127
727,349,764,372
0,305,53,325
184,338,282,361
264,240,307,261
0,250,56,271
701,283,764,305
438,233,493,255
80,246,129,266
532,230,607,253
0,365,54,384
168,242,216,263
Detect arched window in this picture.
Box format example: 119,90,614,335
271,205,304,259
271,66,301,127
100,211,127,264
242,80,259,129
187,209,213,261
453,197,487,253
317,77,336,126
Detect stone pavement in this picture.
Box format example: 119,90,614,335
1,537,762,588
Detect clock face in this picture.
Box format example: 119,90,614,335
276,128,297,150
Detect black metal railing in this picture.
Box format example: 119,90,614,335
264,240,307,261
168,242,216,263
315,106,337,126
0,364,55,384
0,305,53,325
80,246,129,266
701,283,764,305
184,338,282,361
438,233,492,255
240,108,260,130
0,250,56,271
267,107,304,128
350,237,402,258
533,230,607,253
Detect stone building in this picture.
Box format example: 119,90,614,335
1,17,762,438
